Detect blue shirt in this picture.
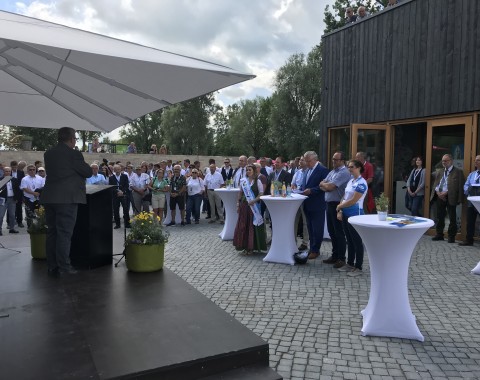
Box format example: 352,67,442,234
324,166,351,202
86,174,107,185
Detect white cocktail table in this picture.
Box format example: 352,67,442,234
215,188,240,240
261,194,307,265
349,214,434,341
467,196,480,275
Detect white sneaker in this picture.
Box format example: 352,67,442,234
337,264,353,272
347,268,363,277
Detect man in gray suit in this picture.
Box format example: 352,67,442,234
40,127,92,276
430,154,464,243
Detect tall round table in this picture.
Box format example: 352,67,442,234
260,194,307,265
467,196,480,275
349,214,434,341
215,188,240,240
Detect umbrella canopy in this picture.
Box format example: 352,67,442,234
0,10,254,132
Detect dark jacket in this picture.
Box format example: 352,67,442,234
0,176,22,201
40,143,92,204
265,169,292,195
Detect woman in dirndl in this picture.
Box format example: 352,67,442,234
233,164,267,255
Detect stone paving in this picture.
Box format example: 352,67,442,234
2,214,479,379
157,218,480,380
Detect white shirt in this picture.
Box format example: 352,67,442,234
20,175,42,202
234,167,246,187
130,172,150,190
265,166,273,175
35,174,46,189
204,171,224,190
187,177,205,195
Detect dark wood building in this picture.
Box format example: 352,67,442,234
321,0,480,239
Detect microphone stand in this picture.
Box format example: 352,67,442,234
102,160,134,267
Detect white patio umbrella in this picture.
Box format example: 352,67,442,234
0,10,254,132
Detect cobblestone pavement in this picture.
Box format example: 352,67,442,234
154,218,480,380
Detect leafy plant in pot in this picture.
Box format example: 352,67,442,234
375,192,389,221
27,206,47,259
124,211,169,272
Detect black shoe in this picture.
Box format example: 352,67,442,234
458,241,473,246
166,222,175,226
181,221,186,226
47,268,60,278
448,237,455,243
60,267,78,275
114,225,121,229
9,229,19,234
205,216,211,219
432,235,444,241
17,223,25,228
185,220,191,225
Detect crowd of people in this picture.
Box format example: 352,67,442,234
2,145,480,276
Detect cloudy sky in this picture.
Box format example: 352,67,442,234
0,0,330,108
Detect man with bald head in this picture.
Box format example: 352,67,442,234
233,155,248,187
302,151,329,259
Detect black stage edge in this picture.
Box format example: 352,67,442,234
71,185,114,269
0,248,281,380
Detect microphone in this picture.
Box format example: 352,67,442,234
102,158,109,165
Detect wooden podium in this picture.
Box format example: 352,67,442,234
71,185,114,268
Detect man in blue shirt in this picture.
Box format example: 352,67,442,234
459,155,480,246
86,164,107,185
320,151,351,267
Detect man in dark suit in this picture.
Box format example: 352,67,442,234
302,151,329,259
40,127,92,276
430,153,464,243
265,156,292,196
0,166,22,234
9,160,25,228
109,164,131,229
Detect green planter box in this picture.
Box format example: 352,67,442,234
125,244,164,272
30,233,46,259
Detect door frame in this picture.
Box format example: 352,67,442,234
351,123,392,199
425,116,474,238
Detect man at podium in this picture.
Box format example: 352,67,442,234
41,127,92,277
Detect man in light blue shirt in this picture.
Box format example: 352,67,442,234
292,157,309,250
459,155,480,246
86,164,107,185
319,151,351,267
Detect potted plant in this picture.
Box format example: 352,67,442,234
124,211,169,272
375,192,390,221
27,206,47,259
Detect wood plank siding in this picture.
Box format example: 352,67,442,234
321,0,480,128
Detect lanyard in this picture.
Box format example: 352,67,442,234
412,169,421,182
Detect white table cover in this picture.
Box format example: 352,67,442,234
349,214,434,341
261,194,307,265
215,188,240,240
467,196,480,275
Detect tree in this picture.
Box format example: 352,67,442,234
226,97,276,158
162,94,218,155
269,44,323,159
0,126,58,151
323,0,388,34
119,110,164,154
211,104,239,156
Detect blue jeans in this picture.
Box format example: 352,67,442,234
186,193,202,222
342,213,364,270
409,194,424,216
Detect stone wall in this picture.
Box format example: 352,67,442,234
0,151,238,169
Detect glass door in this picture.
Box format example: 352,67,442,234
351,124,392,203
425,116,474,239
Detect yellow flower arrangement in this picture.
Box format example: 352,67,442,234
27,206,48,234
125,211,169,246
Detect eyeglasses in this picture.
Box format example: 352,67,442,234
28,168,36,171
192,171,198,174
38,170,45,172
224,162,230,164
348,166,356,169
